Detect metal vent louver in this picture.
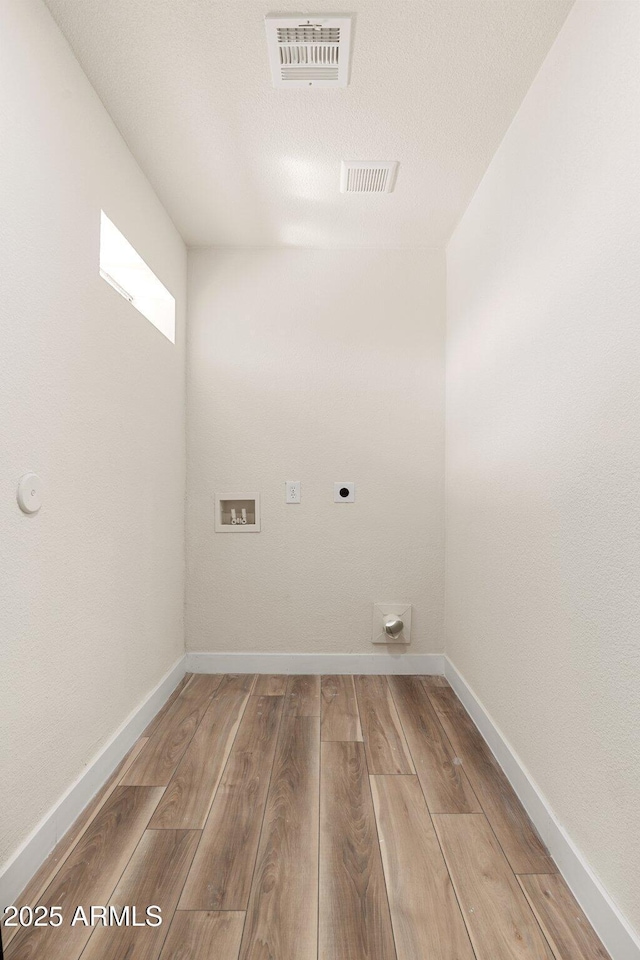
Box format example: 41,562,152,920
340,162,399,194
265,16,352,88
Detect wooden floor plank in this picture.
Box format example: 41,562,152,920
421,675,450,689
388,675,480,813
179,695,283,910
518,874,612,960
370,775,475,960
319,741,397,960
284,675,320,716
427,685,556,873
81,829,200,960
122,674,223,786
254,674,288,696
142,675,193,738
240,716,320,960
433,814,555,960
354,675,415,774
149,674,254,829
321,675,363,741
10,673,602,960
2,737,148,948
158,911,245,960
5,786,163,960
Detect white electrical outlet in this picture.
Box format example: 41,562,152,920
286,481,301,503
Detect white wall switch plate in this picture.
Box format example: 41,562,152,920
372,602,412,644
285,481,301,503
334,482,355,502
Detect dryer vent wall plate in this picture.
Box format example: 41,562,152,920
372,603,412,644
265,15,352,87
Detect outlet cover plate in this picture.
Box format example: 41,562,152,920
285,480,301,503
372,602,411,644
334,482,355,502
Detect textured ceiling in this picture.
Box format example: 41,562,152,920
45,0,573,248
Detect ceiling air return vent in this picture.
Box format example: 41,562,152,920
265,15,352,88
340,161,399,194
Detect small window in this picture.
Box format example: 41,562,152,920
99,211,175,343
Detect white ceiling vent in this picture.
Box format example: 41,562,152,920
340,161,399,194
265,15,352,88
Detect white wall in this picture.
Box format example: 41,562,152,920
446,0,640,940
187,248,445,655
0,0,186,876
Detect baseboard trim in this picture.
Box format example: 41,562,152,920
186,651,445,676
5,650,634,959
445,657,640,960
0,654,187,911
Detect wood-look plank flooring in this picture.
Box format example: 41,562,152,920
370,774,475,960
320,740,396,960
179,695,283,910
426,683,557,873
1,737,150,949
518,874,613,960
148,674,254,829
388,675,480,812
433,813,555,960
321,674,362,741
239,715,319,960
6,786,163,960
141,675,193,738
158,911,245,960
4,674,611,960
253,674,288,696
122,674,222,787
283,674,321,716
82,828,200,960
354,674,415,774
